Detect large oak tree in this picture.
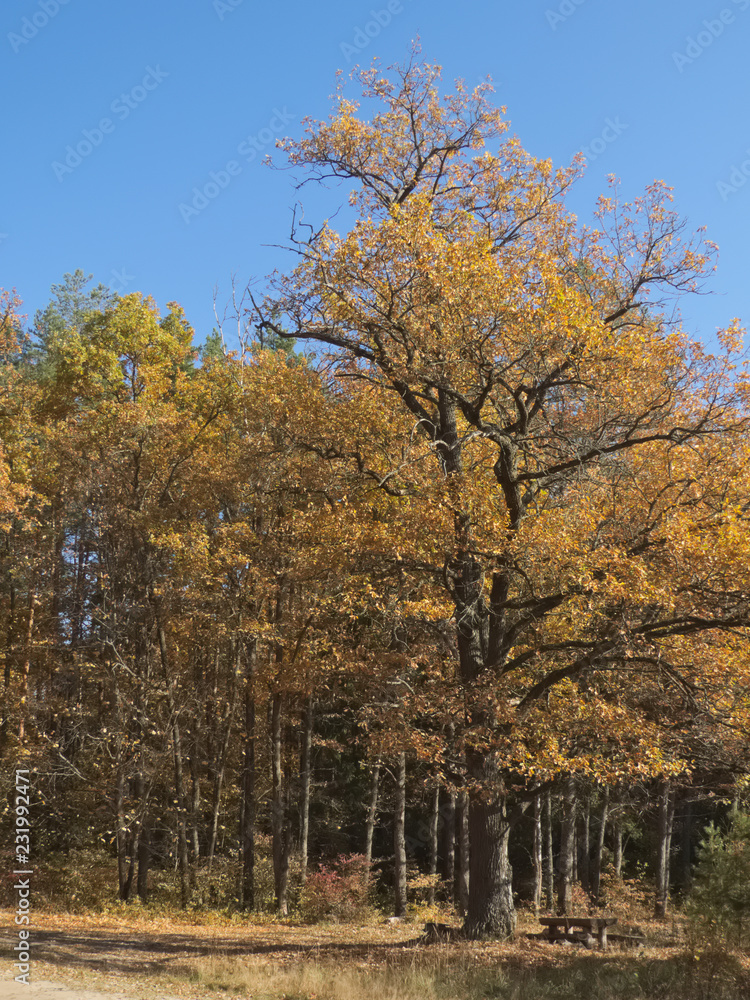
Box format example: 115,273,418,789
253,57,750,937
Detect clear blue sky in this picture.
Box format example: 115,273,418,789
3,0,749,350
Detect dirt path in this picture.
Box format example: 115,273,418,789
0,981,177,1000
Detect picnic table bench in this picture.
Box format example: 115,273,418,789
538,916,618,950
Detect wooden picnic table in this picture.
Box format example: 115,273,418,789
538,916,618,950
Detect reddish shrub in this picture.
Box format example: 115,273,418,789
298,853,373,923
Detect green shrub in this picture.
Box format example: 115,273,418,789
687,809,750,951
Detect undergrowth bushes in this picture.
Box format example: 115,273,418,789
298,853,375,923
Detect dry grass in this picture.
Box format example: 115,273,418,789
2,908,749,1000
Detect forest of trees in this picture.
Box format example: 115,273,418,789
2,59,750,939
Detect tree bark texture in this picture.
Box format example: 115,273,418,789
299,698,313,887
240,678,256,909
613,804,623,878
428,783,440,905
393,751,407,917
591,786,609,903
544,789,554,910
579,786,590,894
557,777,576,915
465,793,515,939
533,791,543,915
365,764,380,867
654,779,675,918
272,691,289,915
441,788,456,897
455,789,470,917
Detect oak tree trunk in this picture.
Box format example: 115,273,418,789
464,793,515,939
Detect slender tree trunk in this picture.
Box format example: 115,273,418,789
465,793,515,938
455,789,470,917
544,789,554,910
116,767,131,900
393,751,407,917
240,648,256,910
153,605,190,908
135,769,150,902
654,779,675,918
591,786,609,903
681,796,693,891
271,692,289,914
133,634,150,902
613,812,623,878
171,714,190,907
18,587,36,743
136,827,150,902
189,746,201,871
208,696,235,868
533,791,543,915
428,783,440,905
365,763,380,867
299,698,313,887
441,788,456,900
612,820,623,879
579,786,590,894
557,776,576,915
